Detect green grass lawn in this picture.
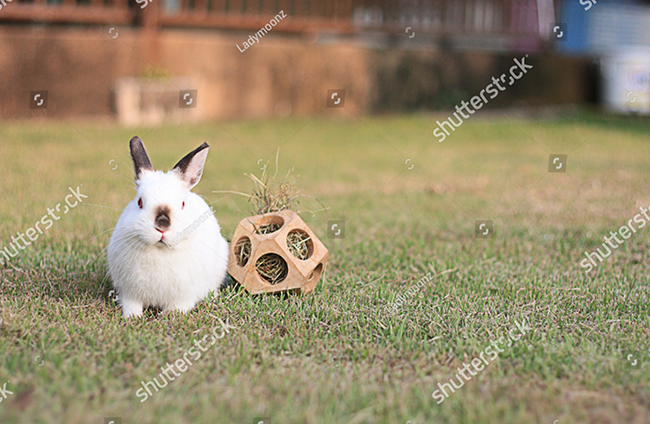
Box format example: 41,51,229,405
1,112,649,424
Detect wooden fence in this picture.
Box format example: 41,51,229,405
0,0,543,38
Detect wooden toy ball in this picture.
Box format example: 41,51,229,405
227,209,329,294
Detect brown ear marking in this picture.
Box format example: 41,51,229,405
129,136,154,179
173,143,209,188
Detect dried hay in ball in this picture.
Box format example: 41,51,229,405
255,223,282,235
287,231,311,260
234,237,251,266
255,253,288,285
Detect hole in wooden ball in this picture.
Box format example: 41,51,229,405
255,253,288,285
287,229,313,260
308,263,324,281
233,236,251,267
254,215,285,235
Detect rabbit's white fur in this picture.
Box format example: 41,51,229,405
107,138,228,318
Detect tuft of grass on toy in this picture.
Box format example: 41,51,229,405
216,152,329,294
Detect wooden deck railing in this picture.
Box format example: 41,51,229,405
0,0,542,38
0,0,133,25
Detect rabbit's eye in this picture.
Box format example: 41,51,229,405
138,198,143,209
182,201,185,209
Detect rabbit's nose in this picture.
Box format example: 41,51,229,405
155,206,171,232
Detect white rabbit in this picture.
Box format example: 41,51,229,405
107,136,229,318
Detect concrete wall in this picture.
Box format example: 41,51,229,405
0,25,591,122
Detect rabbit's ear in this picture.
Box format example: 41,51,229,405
173,143,209,189
129,136,154,180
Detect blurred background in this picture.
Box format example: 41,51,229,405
1,0,649,123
